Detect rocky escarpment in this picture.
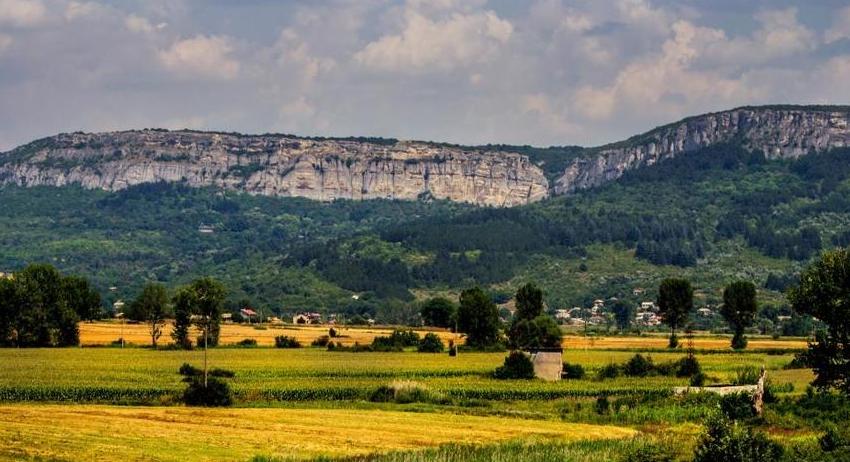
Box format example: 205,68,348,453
0,131,549,207
554,106,850,194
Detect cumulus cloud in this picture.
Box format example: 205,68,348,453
0,0,45,26
354,8,512,73
124,14,164,34
158,35,240,80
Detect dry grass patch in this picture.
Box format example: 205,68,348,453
0,404,637,462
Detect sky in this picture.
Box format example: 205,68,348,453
1,0,850,151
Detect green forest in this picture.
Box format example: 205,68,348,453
1,144,849,320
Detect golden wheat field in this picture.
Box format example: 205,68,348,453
79,322,461,347
79,321,807,350
0,404,637,462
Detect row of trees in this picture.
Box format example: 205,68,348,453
657,277,760,350
0,264,101,347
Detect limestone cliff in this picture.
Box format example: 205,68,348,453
554,106,850,194
0,131,549,207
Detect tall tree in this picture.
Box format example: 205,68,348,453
130,283,170,348
457,287,500,348
657,278,694,348
721,281,758,350
61,275,102,321
191,277,227,387
514,282,544,320
419,297,457,328
0,278,16,345
788,248,850,394
171,287,194,350
611,300,635,331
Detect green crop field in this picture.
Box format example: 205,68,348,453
0,342,823,461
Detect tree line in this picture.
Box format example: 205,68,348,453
0,264,101,347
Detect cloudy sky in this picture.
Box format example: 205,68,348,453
1,0,850,150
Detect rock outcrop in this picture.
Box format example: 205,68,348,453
554,106,850,194
0,131,549,207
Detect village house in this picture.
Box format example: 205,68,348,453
293,312,322,324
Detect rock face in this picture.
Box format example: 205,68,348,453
554,106,850,194
0,130,549,207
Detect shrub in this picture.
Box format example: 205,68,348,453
624,354,654,377
328,327,337,338
595,395,610,415
690,372,707,387
179,363,201,376
182,376,233,407
417,333,445,353
448,341,457,357
693,414,783,462
731,333,748,350
783,351,810,369
493,351,535,379
236,338,257,347
368,381,440,404
675,356,701,378
274,336,301,348
597,363,621,380
720,392,756,420
562,362,586,379
389,329,420,347
311,335,330,347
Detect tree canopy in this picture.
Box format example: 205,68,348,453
721,281,758,350
657,278,694,348
457,287,500,348
789,248,850,394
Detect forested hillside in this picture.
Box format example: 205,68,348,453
1,143,849,320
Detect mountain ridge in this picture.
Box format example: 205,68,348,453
2,104,849,206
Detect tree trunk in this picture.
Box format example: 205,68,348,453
204,319,209,388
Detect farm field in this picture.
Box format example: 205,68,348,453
0,404,637,462
79,322,461,347
0,337,818,461
78,321,807,350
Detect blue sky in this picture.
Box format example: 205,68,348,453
1,0,850,150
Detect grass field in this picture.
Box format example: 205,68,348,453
0,332,819,462
0,404,636,462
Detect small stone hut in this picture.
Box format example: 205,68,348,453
527,347,564,381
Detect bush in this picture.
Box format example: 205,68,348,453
562,362,586,379
690,372,707,387
311,335,330,347
182,376,233,407
328,327,337,338
493,351,535,379
675,356,701,378
731,333,748,350
368,381,441,404
274,336,301,348
389,329,420,347
417,333,445,353
597,363,621,380
784,351,811,369
624,354,654,377
448,341,457,357
236,338,257,347
595,395,610,415
720,392,756,420
179,363,201,376
693,414,783,462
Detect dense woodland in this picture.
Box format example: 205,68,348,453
1,144,849,322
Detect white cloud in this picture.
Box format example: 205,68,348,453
354,8,512,73
125,14,164,34
0,0,45,26
825,6,850,43
158,35,240,80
